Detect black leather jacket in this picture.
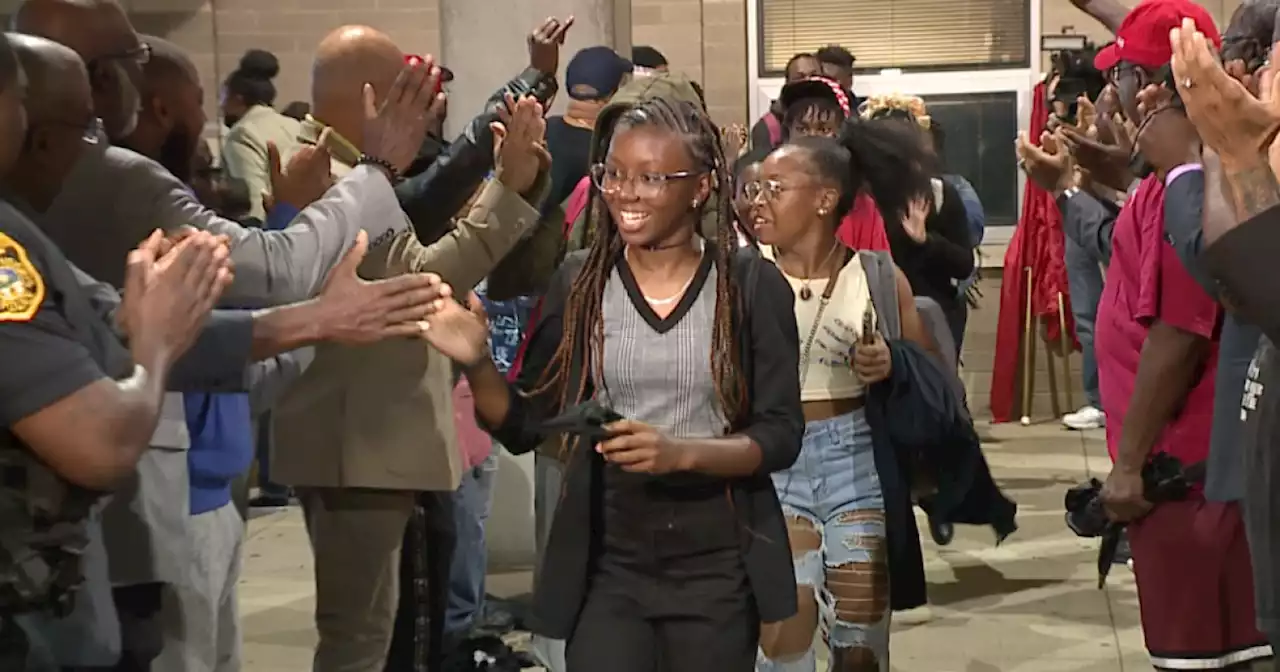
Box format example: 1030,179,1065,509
396,67,558,245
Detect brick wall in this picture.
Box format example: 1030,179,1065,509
634,0,1248,129
0,0,1246,135
0,0,442,136
631,0,749,127
1041,0,1241,52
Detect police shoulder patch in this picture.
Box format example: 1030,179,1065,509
0,232,44,322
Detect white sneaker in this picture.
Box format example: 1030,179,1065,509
1062,405,1106,430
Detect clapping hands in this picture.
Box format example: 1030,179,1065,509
1016,130,1073,195
120,228,233,364
1171,17,1280,173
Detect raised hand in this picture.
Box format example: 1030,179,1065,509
422,292,492,368
362,55,448,175
313,230,453,344
264,132,334,212
901,197,929,243
1074,95,1097,135
1171,17,1280,170
528,16,574,75
121,229,233,363
492,94,550,195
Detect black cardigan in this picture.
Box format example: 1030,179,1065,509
487,245,804,639
887,179,975,314
1205,204,1280,345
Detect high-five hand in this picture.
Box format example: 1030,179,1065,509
528,16,574,75
492,94,550,195
313,231,453,343
265,130,334,212
362,55,448,175
422,292,492,368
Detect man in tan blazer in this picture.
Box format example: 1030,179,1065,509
270,25,551,672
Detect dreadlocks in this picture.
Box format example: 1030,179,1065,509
533,97,748,442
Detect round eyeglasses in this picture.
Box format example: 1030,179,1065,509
589,163,701,198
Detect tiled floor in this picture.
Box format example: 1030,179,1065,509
239,420,1150,671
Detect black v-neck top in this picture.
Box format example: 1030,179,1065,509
613,247,715,334
482,245,804,638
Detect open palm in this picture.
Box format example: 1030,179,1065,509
424,292,492,367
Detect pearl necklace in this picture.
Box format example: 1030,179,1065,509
626,239,706,306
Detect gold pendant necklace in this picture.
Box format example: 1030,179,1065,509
785,243,841,301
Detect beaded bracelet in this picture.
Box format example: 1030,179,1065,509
356,154,403,183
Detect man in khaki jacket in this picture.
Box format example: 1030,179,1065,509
270,26,551,672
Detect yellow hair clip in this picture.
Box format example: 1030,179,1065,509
858,93,932,129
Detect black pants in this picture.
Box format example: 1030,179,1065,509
384,491,456,672
565,546,758,672
944,300,968,359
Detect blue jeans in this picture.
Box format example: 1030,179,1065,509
759,410,889,672
445,448,499,634
1064,235,1104,409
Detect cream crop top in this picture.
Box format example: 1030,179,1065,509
763,247,876,401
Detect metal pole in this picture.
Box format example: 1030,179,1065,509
1020,266,1035,426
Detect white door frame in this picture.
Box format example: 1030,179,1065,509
745,0,1043,248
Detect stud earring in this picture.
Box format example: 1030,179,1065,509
691,199,700,208
818,208,828,216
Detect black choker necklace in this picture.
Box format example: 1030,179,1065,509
642,240,696,251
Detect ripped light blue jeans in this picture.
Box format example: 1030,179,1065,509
758,409,891,672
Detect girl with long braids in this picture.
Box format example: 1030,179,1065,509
749,122,936,672
423,96,804,671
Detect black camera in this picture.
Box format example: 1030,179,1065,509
1047,43,1108,126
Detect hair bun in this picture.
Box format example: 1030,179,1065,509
237,49,279,80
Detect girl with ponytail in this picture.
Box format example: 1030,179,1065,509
747,118,936,672
862,94,977,352
423,97,805,671
742,76,911,254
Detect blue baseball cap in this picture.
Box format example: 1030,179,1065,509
565,46,633,101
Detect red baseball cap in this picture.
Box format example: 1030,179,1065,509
1092,0,1220,71
404,54,454,82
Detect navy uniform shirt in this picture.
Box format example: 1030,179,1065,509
0,201,132,665
0,200,133,441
